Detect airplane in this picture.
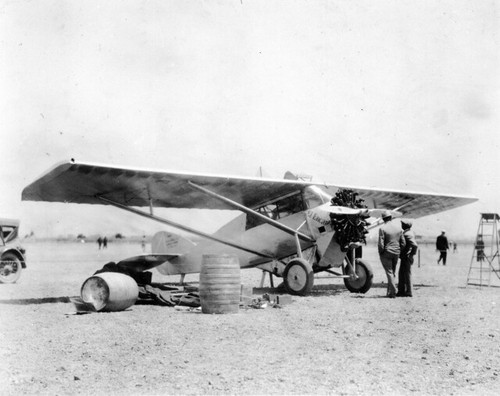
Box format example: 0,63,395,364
21,159,477,295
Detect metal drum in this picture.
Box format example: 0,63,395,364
81,272,139,312
199,255,241,314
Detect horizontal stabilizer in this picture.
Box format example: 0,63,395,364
117,254,180,272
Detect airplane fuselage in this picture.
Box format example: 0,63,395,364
156,186,346,276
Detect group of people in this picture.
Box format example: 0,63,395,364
97,236,108,249
378,211,418,298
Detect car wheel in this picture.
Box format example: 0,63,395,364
0,252,22,284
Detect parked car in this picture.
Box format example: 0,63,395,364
0,218,27,283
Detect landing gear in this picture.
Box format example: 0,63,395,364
0,252,22,284
343,258,373,294
283,258,314,296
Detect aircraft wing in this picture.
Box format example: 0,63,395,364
22,160,477,218
323,185,477,219
21,160,315,209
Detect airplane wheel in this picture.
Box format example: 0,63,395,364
283,258,314,296
344,258,373,294
0,252,22,284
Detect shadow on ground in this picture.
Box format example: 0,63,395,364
254,281,438,298
254,283,346,297
0,296,76,305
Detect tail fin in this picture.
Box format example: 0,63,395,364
152,231,199,276
284,171,312,181
151,231,195,255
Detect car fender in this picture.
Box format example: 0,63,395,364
1,248,27,268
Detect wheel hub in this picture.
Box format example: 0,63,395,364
287,266,307,289
1,262,16,276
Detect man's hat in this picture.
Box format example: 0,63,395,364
382,210,392,220
401,219,412,229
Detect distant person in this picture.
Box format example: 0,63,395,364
453,242,457,253
103,236,108,249
397,220,418,297
378,211,405,298
97,236,102,250
141,235,146,252
476,235,485,262
436,230,449,265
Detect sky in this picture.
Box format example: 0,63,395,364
1,0,499,241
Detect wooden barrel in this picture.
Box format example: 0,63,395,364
199,255,241,314
80,272,139,312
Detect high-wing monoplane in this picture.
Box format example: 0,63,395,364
22,160,477,295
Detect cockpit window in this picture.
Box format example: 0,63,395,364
275,194,305,217
303,186,331,209
246,192,305,230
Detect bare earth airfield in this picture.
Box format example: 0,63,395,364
1,240,500,395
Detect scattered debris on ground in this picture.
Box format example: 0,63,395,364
71,276,293,314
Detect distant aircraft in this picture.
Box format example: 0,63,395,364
22,160,477,295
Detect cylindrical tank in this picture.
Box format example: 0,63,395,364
199,254,241,314
81,272,139,312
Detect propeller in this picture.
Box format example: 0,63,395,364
326,189,402,252
321,206,369,216
327,189,369,251
322,205,402,219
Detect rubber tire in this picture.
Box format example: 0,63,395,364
0,252,22,284
283,258,314,296
343,258,373,294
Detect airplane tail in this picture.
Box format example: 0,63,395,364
151,231,196,255
284,171,312,181
152,231,200,276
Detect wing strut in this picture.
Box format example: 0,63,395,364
187,181,315,243
96,195,275,260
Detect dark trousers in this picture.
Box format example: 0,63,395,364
398,256,413,296
438,250,447,265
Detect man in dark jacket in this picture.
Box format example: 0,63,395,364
397,219,418,297
378,211,406,298
436,230,449,265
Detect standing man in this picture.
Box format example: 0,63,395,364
378,211,405,298
475,235,485,262
397,220,418,297
436,230,449,265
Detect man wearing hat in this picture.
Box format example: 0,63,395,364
398,219,418,297
436,230,449,265
378,210,406,298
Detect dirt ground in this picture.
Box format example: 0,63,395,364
1,240,500,395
